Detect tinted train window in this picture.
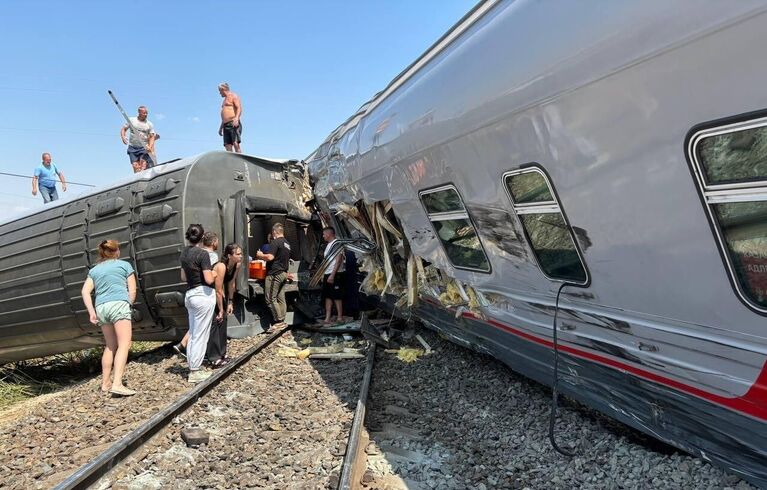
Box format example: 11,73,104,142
504,168,587,284
419,186,490,272
690,119,767,311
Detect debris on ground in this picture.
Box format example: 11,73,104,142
415,335,432,355
180,428,209,447
384,347,425,363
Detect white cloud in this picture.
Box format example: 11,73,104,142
188,116,200,123
156,113,166,120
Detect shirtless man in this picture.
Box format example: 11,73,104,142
218,83,242,153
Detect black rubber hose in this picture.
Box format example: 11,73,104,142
549,281,577,457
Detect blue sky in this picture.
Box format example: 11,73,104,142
0,0,476,220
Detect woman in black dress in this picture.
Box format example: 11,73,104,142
207,243,242,367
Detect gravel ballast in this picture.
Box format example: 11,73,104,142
0,327,756,489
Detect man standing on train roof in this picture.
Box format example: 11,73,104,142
218,82,242,153
31,152,66,203
256,223,290,333
120,105,156,173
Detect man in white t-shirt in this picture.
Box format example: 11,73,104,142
120,105,156,173
321,226,345,324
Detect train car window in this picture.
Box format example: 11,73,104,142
421,187,464,214
504,168,587,284
419,185,490,272
507,171,554,204
696,125,767,185
689,118,767,311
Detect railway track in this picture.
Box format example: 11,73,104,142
0,324,754,489
52,327,291,489
47,326,376,490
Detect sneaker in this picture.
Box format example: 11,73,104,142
173,343,187,359
109,386,136,396
188,369,212,384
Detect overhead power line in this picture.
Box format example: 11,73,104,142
0,126,219,144
0,171,95,187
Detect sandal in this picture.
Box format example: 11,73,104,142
211,358,230,368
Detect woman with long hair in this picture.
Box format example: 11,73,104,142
207,242,242,367
81,239,137,396
180,224,217,383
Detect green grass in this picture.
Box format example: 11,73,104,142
0,341,166,412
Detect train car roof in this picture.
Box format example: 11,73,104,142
1,151,294,227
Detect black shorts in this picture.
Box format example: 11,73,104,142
222,122,242,146
321,273,344,300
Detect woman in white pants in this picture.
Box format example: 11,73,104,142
180,224,217,383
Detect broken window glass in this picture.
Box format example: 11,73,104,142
696,125,767,185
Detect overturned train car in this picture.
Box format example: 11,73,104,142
307,0,767,486
0,152,321,364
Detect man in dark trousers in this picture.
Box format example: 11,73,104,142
256,223,291,332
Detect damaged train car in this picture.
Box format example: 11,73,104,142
306,0,767,486
0,151,323,363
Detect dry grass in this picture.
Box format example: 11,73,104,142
0,341,165,412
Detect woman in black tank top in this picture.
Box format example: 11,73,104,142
207,243,243,366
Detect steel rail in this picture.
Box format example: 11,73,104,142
338,344,376,490
53,325,291,490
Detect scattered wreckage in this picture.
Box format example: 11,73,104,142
303,1,767,486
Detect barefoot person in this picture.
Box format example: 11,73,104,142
321,226,345,325
81,240,137,396
180,224,216,383
208,243,242,367
217,83,242,153
120,105,156,172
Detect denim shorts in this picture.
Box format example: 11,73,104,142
127,145,154,167
96,300,132,325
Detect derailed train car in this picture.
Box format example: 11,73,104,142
307,0,767,486
0,151,321,364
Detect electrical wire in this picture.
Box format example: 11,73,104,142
0,127,219,144
548,281,577,457
0,171,95,187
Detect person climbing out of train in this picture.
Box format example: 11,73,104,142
80,239,137,396
256,223,291,333
218,82,243,153
179,224,217,384
31,152,66,203
173,231,220,358
207,243,243,367
120,105,156,173
321,226,345,325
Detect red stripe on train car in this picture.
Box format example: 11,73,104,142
419,298,767,420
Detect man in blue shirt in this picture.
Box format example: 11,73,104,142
32,152,67,203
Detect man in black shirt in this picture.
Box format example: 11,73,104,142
256,223,291,332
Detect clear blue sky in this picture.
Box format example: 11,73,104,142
0,0,476,221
